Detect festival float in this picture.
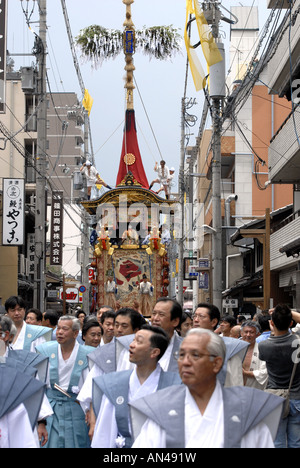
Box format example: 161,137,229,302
80,0,178,316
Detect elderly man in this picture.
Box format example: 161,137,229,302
240,320,268,390
91,325,181,448
36,315,94,448
0,315,16,356
130,329,284,448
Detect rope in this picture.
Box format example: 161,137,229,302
134,76,164,161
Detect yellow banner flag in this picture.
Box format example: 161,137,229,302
185,0,223,92
82,89,94,116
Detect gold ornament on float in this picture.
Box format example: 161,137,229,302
124,153,136,165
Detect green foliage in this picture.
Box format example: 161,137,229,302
76,25,182,65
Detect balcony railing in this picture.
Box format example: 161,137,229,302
271,213,300,270
268,106,300,183
267,4,300,96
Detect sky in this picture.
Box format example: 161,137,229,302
6,0,270,191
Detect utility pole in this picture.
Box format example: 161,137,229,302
178,97,186,307
211,96,223,313
82,111,90,314
205,2,226,313
61,0,94,314
34,0,47,310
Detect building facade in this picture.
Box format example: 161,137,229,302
0,67,84,307
193,5,295,315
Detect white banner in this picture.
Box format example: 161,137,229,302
2,179,25,245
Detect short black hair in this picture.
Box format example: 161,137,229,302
97,305,115,313
181,311,193,323
26,308,43,322
220,315,237,328
141,324,169,361
5,296,26,312
155,298,183,323
116,307,147,330
195,303,221,329
75,310,86,318
272,304,292,331
43,309,59,327
100,310,116,324
82,318,101,339
257,313,271,332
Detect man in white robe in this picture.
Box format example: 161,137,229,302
0,365,46,449
0,315,53,446
150,298,183,373
193,302,249,386
130,329,283,449
91,325,181,448
36,316,94,448
77,309,146,439
240,321,268,390
5,296,52,352
138,274,153,317
149,161,171,198
0,403,38,449
105,274,117,310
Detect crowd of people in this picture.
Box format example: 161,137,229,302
1,295,300,449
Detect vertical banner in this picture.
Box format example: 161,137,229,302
2,178,25,245
0,0,7,113
50,191,64,266
27,233,36,278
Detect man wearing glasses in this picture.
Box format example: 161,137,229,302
192,303,249,387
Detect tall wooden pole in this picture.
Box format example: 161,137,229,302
123,0,136,110
34,0,47,311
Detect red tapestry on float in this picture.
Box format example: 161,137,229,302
116,109,149,188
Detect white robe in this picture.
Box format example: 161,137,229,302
155,165,170,185
244,342,268,390
44,341,89,393
0,404,38,449
158,333,175,372
78,349,135,414
82,166,99,187
91,365,161,448
132,381,275,449
11,322,46,352
2,344,53,446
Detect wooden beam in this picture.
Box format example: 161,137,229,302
239,229,266,237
